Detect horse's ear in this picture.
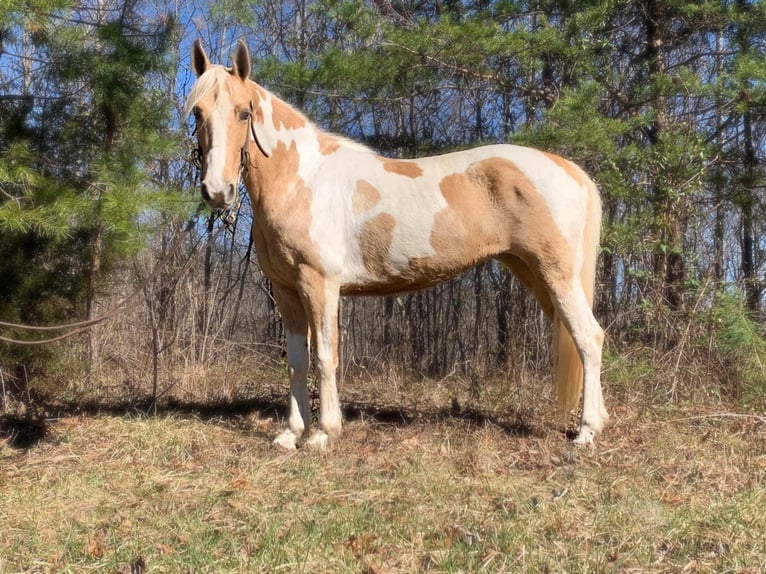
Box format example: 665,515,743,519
191,39,210,77
232,40,251,82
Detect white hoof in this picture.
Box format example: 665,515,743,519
273,429,300,451
305,430,330,450
573,426,596,447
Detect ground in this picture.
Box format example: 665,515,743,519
1,376,765,573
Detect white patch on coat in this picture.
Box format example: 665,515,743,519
203,92,232,198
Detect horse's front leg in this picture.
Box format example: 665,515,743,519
301,275,342,450
271,285,310,451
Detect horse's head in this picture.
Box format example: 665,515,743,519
186,40,255,210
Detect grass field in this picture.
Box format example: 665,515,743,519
1,372,765,573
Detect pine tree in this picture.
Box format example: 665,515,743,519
0,1,180,371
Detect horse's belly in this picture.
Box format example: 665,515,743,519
339,250,490,296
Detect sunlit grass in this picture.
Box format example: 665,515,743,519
1,375,765,573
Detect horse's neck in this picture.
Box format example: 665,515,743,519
244,84,316,210
247,82,316,154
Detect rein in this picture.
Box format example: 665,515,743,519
0,204,228,346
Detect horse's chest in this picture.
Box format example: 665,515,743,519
250,215,322,286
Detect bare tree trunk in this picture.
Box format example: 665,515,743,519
492,265,513,369
200,215,215,361
383,296,394,349
712,30,726,286
472,266,482,362
736,0,760,314
741,108,758,312
85,218,103,369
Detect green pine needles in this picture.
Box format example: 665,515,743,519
711,292,766,403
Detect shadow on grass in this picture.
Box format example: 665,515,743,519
0,392,286,450
0,411,49,450
1,390,537,450
342,398,536,438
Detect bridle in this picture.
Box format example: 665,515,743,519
238,101,255,179
191,100,261,229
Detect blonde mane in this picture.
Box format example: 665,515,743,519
184,66,231,117
185,66,371,155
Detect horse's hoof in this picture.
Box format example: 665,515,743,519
573,426,596,447
273,429,299,451
305,430,330,450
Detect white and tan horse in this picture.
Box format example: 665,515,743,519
186,40,608,449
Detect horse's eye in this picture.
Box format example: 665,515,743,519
192,106,203,125
238,109,251,122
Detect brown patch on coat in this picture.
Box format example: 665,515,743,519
543,151,589,189
345,156,575,297
465,157,574,287
270,283,309,336
353,180,381,215
428,171,508,265
317,132,341,156
294,266,331,356
359,213,396,276
244,140,323,289
271,97,307,131
390,157,573,297
381,159,424,178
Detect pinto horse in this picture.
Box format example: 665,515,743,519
186,40,608,449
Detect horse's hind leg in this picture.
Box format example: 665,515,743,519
551,282,606,444
271,285,310,451
502,253,605,441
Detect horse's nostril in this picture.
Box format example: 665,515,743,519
201,183,210,202
228,183,236,197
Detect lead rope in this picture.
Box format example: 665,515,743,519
0,204,217,345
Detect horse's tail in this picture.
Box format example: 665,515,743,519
554,177,602,422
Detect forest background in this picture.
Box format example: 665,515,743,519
1,0,765,417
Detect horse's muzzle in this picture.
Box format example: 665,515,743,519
201,182,236,210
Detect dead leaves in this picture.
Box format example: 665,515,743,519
339,533,394,573
85,533,146,574
428,524,483,548
85,537,105,559
342,532,379,558
112,556,146,574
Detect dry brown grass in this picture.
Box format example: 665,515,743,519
1,370,765,573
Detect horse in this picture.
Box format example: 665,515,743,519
185,39,608,449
